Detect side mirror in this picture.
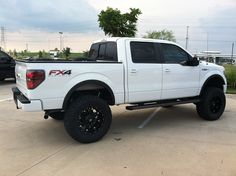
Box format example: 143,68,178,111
188,57,199,66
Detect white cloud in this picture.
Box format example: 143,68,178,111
1,0,236,53
88,0,236,53
6,30,105,52
0,0,99,32
88,0,235,17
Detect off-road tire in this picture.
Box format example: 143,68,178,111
64,95,112,143
196,87,226,121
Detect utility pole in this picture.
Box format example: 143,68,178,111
59,32,63,52
185,26,189,50
206,32,209,62
231,42,234,64
0,27,6,51
26,43,28,51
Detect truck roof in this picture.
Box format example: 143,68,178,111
93,37,176,45
92,37,191,56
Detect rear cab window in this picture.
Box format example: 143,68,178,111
88,42,118,62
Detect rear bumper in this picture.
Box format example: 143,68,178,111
12,87,42,112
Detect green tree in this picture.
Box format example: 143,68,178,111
144,30,176,42
13,49,17,57
62,47,71,59
38,51,43,58
98,7,142,37
225,65,236,88
83,50,89,57
8,50,13,56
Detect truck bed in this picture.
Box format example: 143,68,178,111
15,59,124,111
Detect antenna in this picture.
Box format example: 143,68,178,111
0,27,6,51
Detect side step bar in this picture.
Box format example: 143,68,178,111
126,97,200,110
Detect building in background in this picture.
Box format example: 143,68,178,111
195,51,235,65
49,50,59,59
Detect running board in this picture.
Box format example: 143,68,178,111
126,97,200,110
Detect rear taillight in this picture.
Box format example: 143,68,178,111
26,70,45,89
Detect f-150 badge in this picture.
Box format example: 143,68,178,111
49,70,72,76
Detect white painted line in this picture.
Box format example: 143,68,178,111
138,108,161,129
0,98,13,102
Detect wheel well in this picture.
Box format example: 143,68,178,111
63,80,115,109
200,75,225,96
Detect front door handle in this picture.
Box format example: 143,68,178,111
131,69,137,73
165,69,171,72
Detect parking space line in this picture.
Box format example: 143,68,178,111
15,143,74,176
138,108,161,129
0,98,12,102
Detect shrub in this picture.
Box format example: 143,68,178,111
224,65,236,88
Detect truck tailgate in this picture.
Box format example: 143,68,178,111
15,61,28,97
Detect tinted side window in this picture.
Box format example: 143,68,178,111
0,51,6,58
88,42,117,61
88,43,99,60
106,43,117,61
0,51,11,63
98,43,106,59
161,44,189,63
130,42,158,63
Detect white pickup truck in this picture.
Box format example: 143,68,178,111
12,37,227,143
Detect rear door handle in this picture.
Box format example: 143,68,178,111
131,69,137,73
165,69,171,72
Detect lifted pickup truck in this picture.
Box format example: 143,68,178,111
12,38,227,143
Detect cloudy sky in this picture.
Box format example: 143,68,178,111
0,0,236,53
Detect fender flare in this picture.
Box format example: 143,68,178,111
200,74,225,95
62,80,115,109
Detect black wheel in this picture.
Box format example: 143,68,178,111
196,87,226,121
64,95,112,143
49,112,64,120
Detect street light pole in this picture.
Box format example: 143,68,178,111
231,42,234,64
206,32,209,62
185,26,189,50
59,32,63,52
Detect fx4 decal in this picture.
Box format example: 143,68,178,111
49,70,72,76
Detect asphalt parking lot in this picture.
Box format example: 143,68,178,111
1,79,236,176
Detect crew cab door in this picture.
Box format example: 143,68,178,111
160,43,200,99
126,41,163,103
